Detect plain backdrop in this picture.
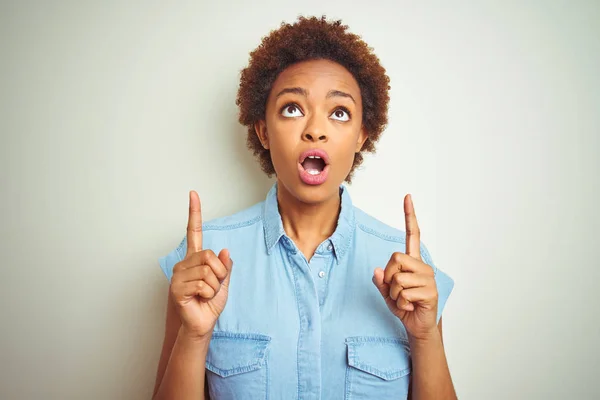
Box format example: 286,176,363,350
1,1,599,399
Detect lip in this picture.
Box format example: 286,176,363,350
297,148,330,186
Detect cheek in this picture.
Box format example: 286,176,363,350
265,123,298,169
269,143,289,168
330,134,362,176
335,133,360,159
342,145,358,170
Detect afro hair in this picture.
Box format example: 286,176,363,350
236,16,390,182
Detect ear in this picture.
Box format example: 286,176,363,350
355,126,368,152
254,120,269,149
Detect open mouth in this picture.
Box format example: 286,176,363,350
301,155,326,175
298,149,330,185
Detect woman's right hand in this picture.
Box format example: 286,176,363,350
169,191,233,339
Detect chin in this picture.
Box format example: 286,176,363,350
277,176,342,205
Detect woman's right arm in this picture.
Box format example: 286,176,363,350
153,191,233,400
152,292,210,400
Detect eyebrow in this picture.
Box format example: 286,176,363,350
326,90,355,104
275,87,308,98
275,87,356,104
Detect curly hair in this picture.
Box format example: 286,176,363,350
236,16,390,182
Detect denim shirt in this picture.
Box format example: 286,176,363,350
159,183,454,400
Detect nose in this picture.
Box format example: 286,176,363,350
302,116,328,143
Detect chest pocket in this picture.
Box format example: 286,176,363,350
205,332,271,400
345,336,412,400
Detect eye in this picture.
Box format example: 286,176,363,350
281,104,304,118
330,108,350,122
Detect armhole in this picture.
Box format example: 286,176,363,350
158,237,186,282
420,242,455,323
433,268,454,323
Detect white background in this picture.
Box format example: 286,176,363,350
1,1,599,399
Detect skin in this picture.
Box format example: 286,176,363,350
153,59,456,400
254,59,368,260
153,191,232,400
373,194,457,399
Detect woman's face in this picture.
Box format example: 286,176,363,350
255,59,367,204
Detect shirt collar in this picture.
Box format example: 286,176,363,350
262,182,355,263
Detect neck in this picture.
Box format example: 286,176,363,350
276,181,341,249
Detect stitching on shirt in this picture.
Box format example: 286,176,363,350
211,331,271,341
205,333,271,378
350,361,410,380
344,336,410,345
288,251,302,400
357,223,438,275
174,215,262,260
356,223,407,243
345,346,353,400
345,337,412,380
175,239,185,260
334,207,356,263
318,257,334,309
202,214,262,231
265,347,270,400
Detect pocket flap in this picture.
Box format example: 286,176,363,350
206,332,271,378
345,337,411,381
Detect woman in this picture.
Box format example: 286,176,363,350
153,16,456,400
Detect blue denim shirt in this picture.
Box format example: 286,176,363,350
159,183,454,400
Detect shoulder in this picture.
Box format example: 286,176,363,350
203,202,263,232
159,201,265,281
354,206,407,245
189,201,265,251
352,206,437,276
352,205,454,322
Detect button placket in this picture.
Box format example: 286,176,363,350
309,255,333,308
288,249,321,399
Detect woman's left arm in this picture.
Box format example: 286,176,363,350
407,318,456,400
372,194,457,400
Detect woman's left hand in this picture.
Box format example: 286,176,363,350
372,194,439,341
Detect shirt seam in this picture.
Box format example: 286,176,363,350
357,223,437,275
202,214,262,231
356,223,407,243
289,251,302,400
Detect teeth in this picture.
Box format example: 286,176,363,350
307,170,320,175
307,156,321,159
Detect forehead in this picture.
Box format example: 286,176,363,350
270,59,361,98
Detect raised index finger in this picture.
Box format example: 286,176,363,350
186,190,203,257
404,194,421,260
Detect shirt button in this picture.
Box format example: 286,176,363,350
327,244,333,251
318,271,325,278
